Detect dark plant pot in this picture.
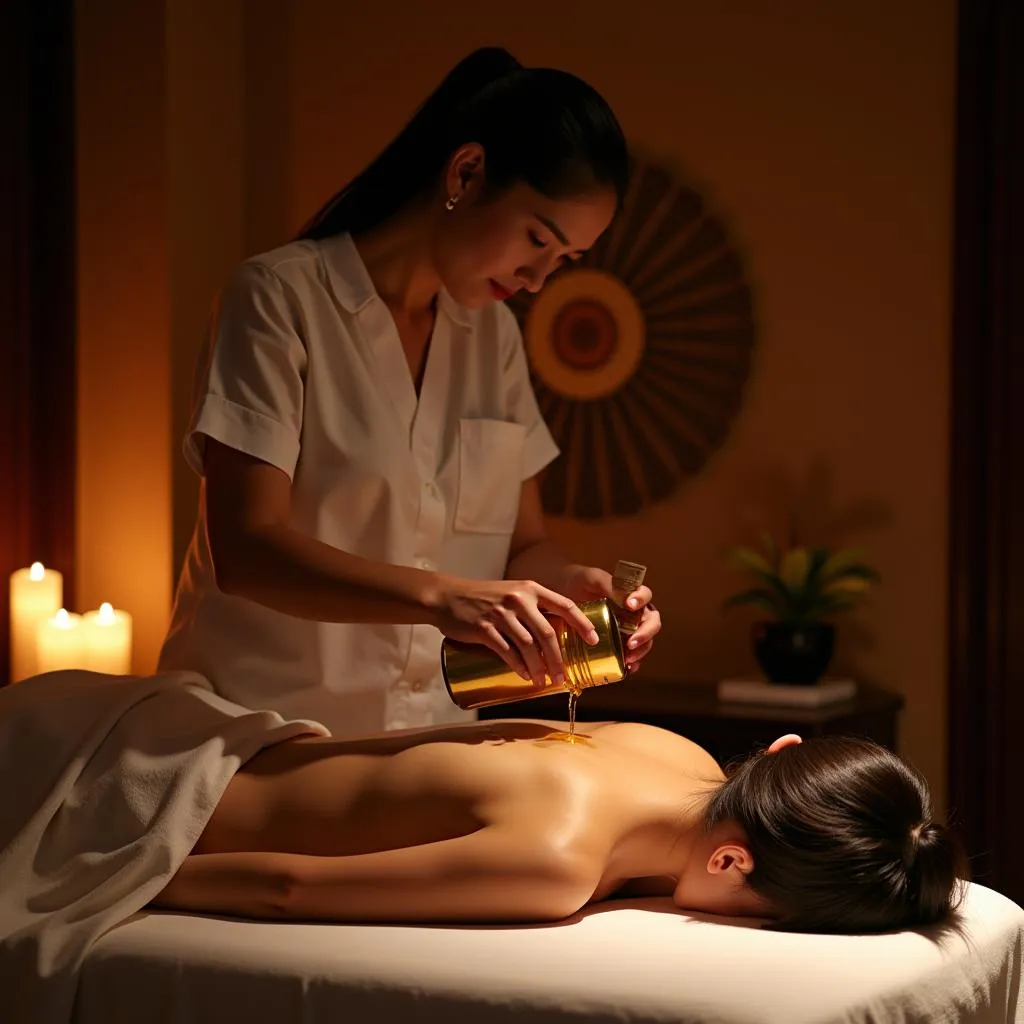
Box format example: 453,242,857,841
752,621,835,685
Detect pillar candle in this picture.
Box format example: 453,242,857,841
82,602,133,674
36,609,85,674
9,562,63,682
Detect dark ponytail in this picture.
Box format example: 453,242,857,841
297,47,629,241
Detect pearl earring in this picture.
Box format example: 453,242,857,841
445,194,459,211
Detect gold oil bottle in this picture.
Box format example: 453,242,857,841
441,597,627,711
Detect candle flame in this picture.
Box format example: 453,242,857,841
54,608,72,628
30,562,45,581
99,602,116,624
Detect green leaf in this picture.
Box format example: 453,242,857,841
810,592,862,615
725,546,774,576
723,543,800,616
722,588,783,617
807,547,831,583
780,547,811,592
823,576,872,595
801,548,832,607
760,532,780,571
820,548,874,581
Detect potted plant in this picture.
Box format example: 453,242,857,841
722,535,881,685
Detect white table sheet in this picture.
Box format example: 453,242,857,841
75,882,1024,1024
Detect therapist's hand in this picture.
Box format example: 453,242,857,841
562,566,661,674
433,576,600,687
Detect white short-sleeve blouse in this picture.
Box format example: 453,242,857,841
158,233,559,737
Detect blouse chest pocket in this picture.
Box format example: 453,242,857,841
453,418,526,535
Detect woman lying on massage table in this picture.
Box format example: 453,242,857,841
152,718,968,933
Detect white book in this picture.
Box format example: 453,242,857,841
717,679,857,707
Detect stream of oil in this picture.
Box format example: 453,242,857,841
546,688,591,745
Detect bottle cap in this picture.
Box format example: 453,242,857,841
612,560,647,594
610,560,647,636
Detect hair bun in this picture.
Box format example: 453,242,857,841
904,820,942,868
907,820,968,922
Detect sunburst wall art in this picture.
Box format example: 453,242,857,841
508,160,756,519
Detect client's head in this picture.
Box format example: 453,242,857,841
693,735,969,933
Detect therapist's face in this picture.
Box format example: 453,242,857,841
433,149,617,308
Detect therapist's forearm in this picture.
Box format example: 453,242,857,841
215,524,443,625
505,540,581,596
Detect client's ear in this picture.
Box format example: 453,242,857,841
766,733,802,754
707,843,754,878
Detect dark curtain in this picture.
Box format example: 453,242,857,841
0,0,77,683
948,0,1024,905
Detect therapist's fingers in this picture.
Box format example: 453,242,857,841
533,588,600,645
478,621,530,680
497,608,548,685
626,603,662,649
625,638,653,669
622,585,653,612
534,613,567,687
508,601,566,686
522,643,549,687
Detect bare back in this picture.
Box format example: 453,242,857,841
195,718,724,872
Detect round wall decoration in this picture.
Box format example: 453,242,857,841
508,160,757,519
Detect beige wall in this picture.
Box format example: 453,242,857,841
76,0,172,674
78,1,956,806
76,0,267,668
167,0,246,581
167,0,296,580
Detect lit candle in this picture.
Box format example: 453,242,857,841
36,608,85,674
82,602,133,675
9,562,63,682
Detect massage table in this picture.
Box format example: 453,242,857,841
3,671,1021,1023
76,883,1023,1024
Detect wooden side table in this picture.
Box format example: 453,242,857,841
477,679,904,765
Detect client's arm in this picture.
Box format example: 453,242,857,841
152,827,596,924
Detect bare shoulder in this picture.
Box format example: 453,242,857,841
591,722,724,780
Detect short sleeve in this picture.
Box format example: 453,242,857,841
498,305,560,481
185,261,307,480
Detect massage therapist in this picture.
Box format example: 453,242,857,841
158,48,661,737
